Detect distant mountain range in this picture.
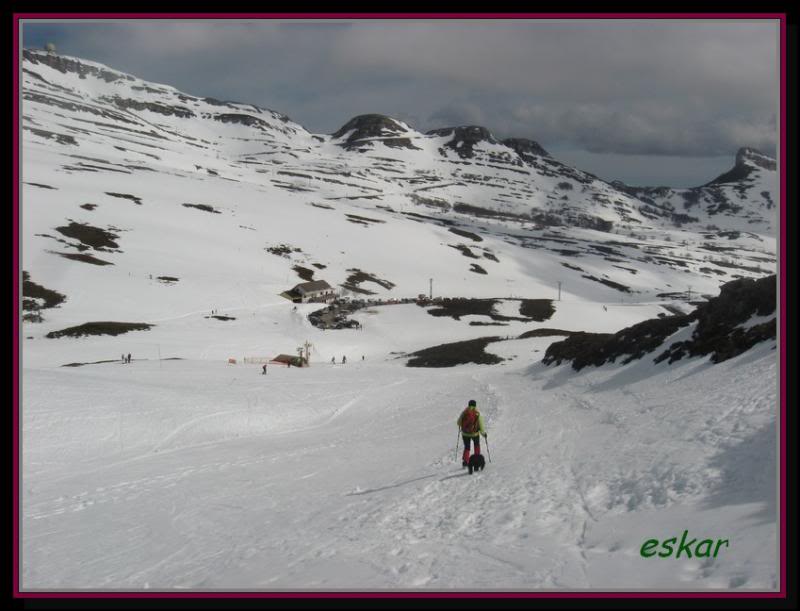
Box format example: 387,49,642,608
21,48,778,341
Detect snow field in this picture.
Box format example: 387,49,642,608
21,336,777,590
19,49,780,592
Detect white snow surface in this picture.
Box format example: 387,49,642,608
22,338,778,591
19,50,779,592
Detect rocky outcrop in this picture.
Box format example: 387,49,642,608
706,147,775,186
23,49,133,84
105,96,196,119
213,113,276,130
332,114,418,150
427,125,497,159
543,274,776,370
502,137,550,161
655,274,776,364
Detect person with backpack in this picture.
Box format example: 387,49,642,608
457,399,486,467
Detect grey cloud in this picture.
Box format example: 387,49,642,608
428,101,488,130
425,99,776,157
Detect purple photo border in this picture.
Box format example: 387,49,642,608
11,11,788,600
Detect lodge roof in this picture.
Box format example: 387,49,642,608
293,280,333,293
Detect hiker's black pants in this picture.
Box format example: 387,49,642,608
462,435,481,453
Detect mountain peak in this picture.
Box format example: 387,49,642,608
735,147,776,171
502,138,550,160
331,114,410,142
426,125,496,142
23,48,135,84
706,147,776,186
425,125,497,159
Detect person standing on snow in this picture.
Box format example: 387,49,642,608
457,399,486,467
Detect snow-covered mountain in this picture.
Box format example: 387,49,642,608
612,147,777,232
19,49,779,592
21,49,777,348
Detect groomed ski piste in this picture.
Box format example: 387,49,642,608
19,49,778,592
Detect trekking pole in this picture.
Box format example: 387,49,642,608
484,435,492,463
455,429,460,462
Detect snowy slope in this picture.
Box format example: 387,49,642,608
21,50,777,345
613,147,778,234
21,332,777,589
19,49,779,591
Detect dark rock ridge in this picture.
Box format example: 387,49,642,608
213,113,281,132
23,49,301,136
23,91,140,126
737,147,777,171
332,114,418,150
502,138,550,161
104,96,196,119
706,147,776,186
543,274,776,370
23,127,78,146
204,97,291,123
427,125,497,159
655,274,776,364
23,49,134,84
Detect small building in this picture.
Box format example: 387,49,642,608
270,354,307,367
288,280,336,303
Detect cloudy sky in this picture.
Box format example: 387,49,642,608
22,18,780,187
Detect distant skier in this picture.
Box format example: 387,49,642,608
127,352,131,364
121,353,125,364
331,356,336,365
457,399,486,467
262,363,267,375
342,355,347,365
